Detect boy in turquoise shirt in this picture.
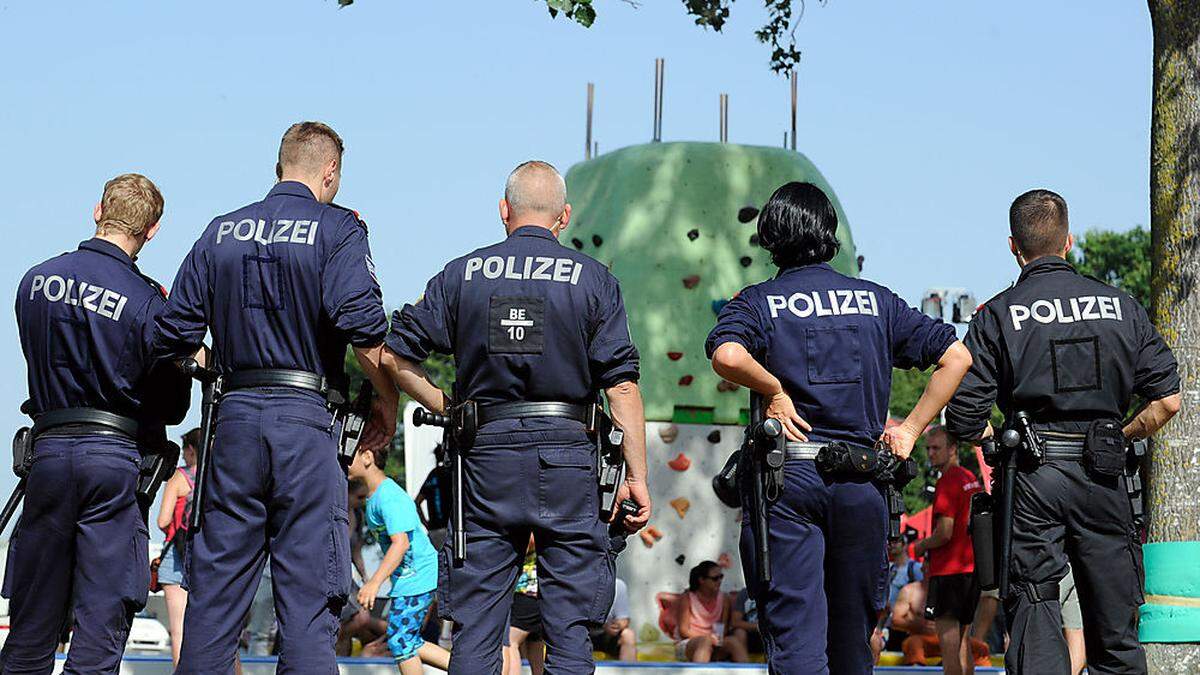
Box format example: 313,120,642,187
349,443,449,673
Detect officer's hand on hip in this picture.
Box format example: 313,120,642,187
360,396,398,453
879,422,921,460
766,390,811,442
612,479,652,533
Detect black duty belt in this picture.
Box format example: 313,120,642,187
223,369,329,396
1043,439,1084,461
476,402,593,427
785,441,824,461
31,408,138,440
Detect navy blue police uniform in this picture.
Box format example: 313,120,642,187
706,263,956,674
386,225,639,674
151,181,387,673
946,257,1179,674
5,238,189,674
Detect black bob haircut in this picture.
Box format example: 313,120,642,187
756,182,841,268
688,560,721,591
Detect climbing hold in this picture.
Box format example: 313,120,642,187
738,206,760,223
678,375,694,386
739,256,752,268
718,553,733,569
706,430,722,444
640,530,656,548
717,380,739,393
711,299,729,315
749,234,760,246
667,351,683,361
591,234,604,247
571,237,584,250
667,452,691,472
674,554,687,566
659,424,679,444
670,497,691,519
647,526,664,540
682,275,701,289
686,228,700,241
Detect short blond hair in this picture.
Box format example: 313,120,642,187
278,121,344,177
96,173,164,237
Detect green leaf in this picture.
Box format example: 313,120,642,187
573,3,596,27
547,0,575,13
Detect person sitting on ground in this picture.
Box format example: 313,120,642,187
873,533,926,663
673,561,748,663
348,443,450,674
590,577,637,661
894,575,989,668
503,536,546,675
730,587,763,658
154,427,200,666
338,478,387,656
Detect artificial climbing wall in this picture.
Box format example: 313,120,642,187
565,142,858,424
618,421,747,646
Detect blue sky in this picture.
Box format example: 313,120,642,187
0,1,1151,497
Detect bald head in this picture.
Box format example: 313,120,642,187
504,161,567,221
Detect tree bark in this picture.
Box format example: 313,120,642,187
1147,0,1200,671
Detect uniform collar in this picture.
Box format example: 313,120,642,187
508,225,559,241
776,262,834,278
78,237,134,267
1017,256,1074,283
267,181,317,201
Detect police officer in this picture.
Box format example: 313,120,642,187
945,189,1180,674
379,161,651,674
705,182,972,674
151,122,396,673
4,174,190,674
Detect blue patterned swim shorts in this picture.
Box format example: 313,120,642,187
387,590,436,661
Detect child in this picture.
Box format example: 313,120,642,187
350,444,450,674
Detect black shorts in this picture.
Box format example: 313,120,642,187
589,627,622,656
510,593,543,640
927,573,980,625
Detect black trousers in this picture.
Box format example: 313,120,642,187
1005,460,1145,674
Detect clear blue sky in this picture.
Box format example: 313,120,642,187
0,1,1151,497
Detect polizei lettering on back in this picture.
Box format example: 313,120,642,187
1008,296,1124,331
766,290,880,319
29,275,129,321
215,219,319,246
463,256,584,285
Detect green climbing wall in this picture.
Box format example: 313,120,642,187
565,142,858,424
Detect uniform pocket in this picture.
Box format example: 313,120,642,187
586,534,622,624
325,504,351,606
242,253,286,311
538,446,596,520
122,522,151,613
806,326,862,384
2,524,21,599
279,413,334,434
1051,337,1101,393
1128,533,1146,606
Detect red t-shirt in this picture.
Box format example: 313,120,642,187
929,465,983,577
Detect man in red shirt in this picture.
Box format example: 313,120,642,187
913,426,984,675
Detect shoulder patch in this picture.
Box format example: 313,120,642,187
329,202,368,232
138,271,168,298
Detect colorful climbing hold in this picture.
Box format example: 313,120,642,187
647,526,664,540
669,497,691,519
659,424,679,444
738,206,760,223
717,380,740,393
682,275,701,289
674,554,686,566
667,453,691,472
678,375,694,386
571,237,584,250
749,234,760,246
640,530,656,548
706,430,722,444
717,553,733,569
711,299,729,315
739,256,752,268
686,228,700,241
591,234,604,247
667,351,683,361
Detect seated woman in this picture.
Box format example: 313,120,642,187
673,561,748,663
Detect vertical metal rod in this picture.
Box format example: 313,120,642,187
586,82,594,159
594,141,599,157
719,94,729,143
790,70,798,151
783,132,788,148
653,58,665,142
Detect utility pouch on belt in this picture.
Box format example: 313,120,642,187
11,427,32,480
712,449,742,508
970,491,998,591
596,407,626,522
1084,418,1127,477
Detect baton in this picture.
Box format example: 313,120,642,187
182,359,220,532
413,408,466,564
0,479,25,537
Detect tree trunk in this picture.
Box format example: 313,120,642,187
1147,0,1200,671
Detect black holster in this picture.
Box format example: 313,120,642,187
334,380,374,473
970,491,997,591
595,405,626,522
136,440,180,502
